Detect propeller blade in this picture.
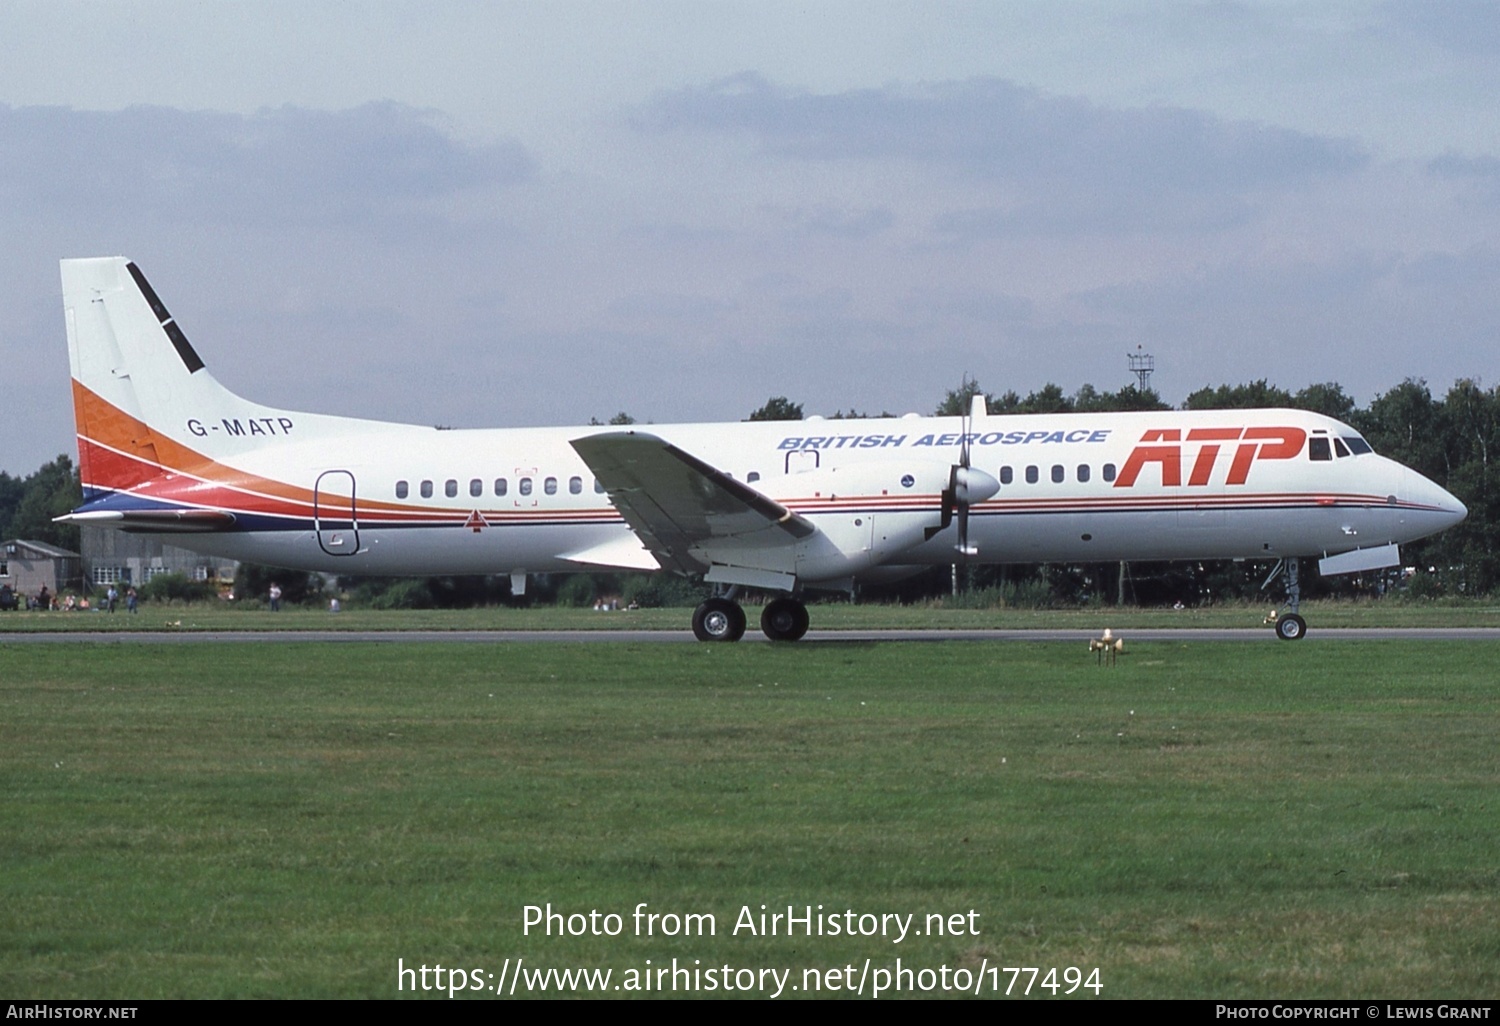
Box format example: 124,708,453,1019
955,501,976,557
951,387,989,556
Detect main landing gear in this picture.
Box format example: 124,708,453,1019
1262,557,1308,641
691,594,810,642
691,597,746,642
760,597,811,642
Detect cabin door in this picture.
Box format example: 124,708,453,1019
314,470,360,557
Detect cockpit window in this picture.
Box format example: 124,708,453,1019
1309,437,1332,461
1344,436,1373,455
1333,438,1351,458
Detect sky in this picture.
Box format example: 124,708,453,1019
2,0,1498,475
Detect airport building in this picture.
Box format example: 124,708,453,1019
0,539,84,600
78,525,238,590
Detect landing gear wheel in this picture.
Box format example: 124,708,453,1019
1274,613,1307,641
692,598,746,642
760,598,810,642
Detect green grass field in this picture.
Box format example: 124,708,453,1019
2,639,1497,999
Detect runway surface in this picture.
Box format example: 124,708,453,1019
4,627,1499,643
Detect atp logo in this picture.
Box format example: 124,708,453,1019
1114,427,1308,488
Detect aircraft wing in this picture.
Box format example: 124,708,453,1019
570,431,815,576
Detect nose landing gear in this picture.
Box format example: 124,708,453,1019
1272,610,1307,641
1261,557,1308,641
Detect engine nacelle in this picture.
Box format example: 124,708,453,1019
769,459,995,582
692,459,999,589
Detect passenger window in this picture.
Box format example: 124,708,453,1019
519,477,533,496
470,478,483,497
593,478,605,494
1309,438,1332,461
569,476,582,494
999,466,1012,485
396,480,408,499
747,471,760,483
1025,465,1039,484
544,477,558,495
1051,465,1064,484
1077,464,1090,483
420,480,433,498
494,478,508,496
1103,463,1117,483
445,479,458,497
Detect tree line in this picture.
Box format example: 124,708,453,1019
0,455,82,551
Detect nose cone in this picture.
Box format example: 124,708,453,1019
1444,490,1469,529
1405,468,1468,532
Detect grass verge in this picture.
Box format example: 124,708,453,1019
2,640,1497,998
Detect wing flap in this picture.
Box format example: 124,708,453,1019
559,533,663,572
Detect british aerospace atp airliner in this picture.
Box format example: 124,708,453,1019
56,258,1467,641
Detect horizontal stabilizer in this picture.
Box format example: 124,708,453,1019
55,508,238,534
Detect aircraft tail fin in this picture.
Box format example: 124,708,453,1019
61,257,309,499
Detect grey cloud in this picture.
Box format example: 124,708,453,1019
1422,150,1500,186
904,287,1033,328
931,192,1253,240
606,290,736,322
776,287,853,317
801,205,894,238
1073,255,1397,320
1427,152,1500,180
1396,246,1500,290
1425,153,1500,204
1382,0,1500,58
0,102,534,227
635,73,1367,195
618,221,739,247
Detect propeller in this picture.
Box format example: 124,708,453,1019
926,391,1000,551
952,405,977,556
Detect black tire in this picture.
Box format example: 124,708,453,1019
1275,613,1307,641
760,597,810,642
692,598,746,642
